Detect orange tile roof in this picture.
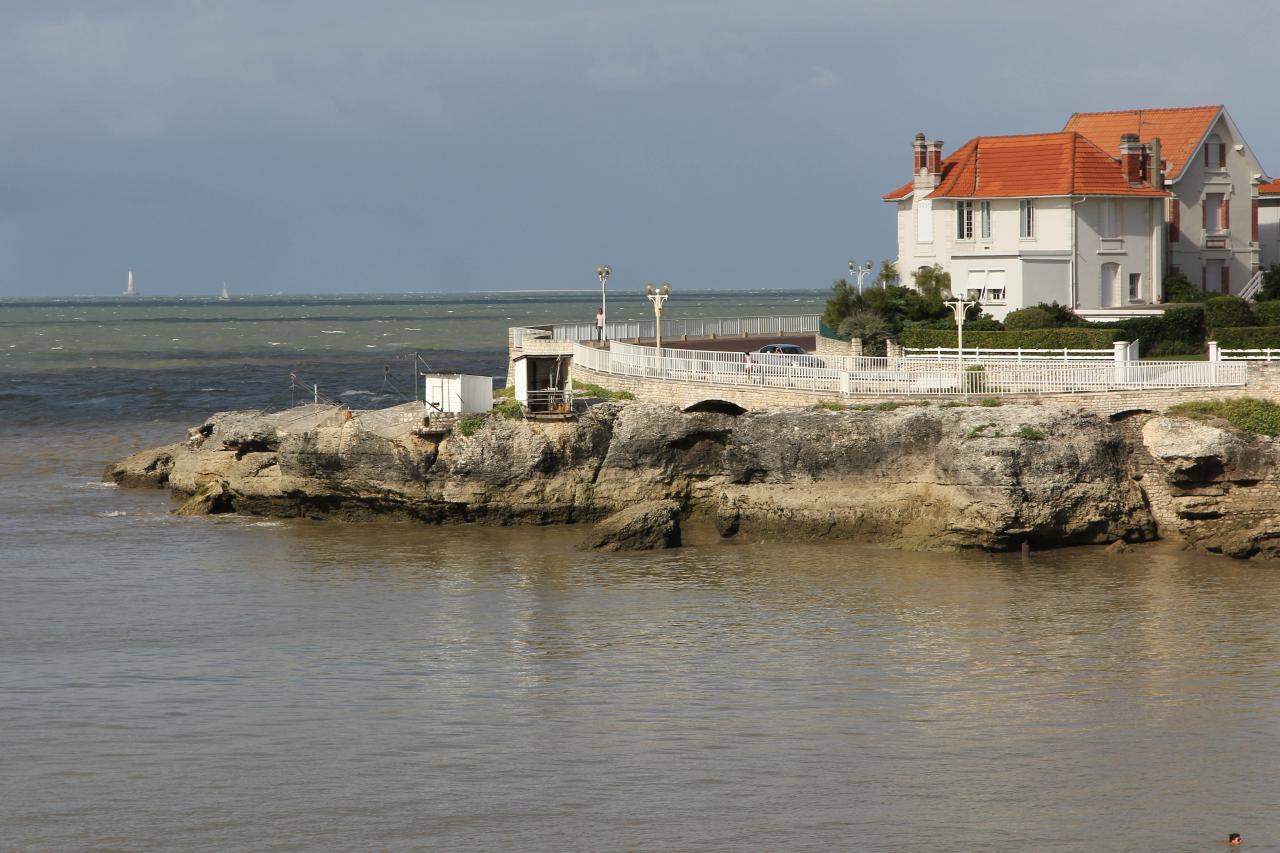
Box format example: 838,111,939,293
882,133,1168,200
1260,179,1280,195
1063,106,1222,182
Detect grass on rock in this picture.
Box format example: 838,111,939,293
1167,398,1280,436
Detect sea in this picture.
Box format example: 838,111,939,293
3,290,1280,852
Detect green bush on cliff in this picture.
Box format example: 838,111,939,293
456,414,487,437
1167,398,1280,436
572,380,635,401
492,398,523,419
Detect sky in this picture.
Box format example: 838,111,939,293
3,0,1280,297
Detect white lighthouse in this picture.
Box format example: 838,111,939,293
124,270,137,297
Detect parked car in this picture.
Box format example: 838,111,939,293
754,343,826,368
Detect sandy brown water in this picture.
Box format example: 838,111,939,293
5,294,1280,851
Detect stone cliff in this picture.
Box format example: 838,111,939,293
107,400,1178,553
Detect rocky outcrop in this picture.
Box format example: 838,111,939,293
106,400,1164,553
581,500,682,551
1139,415,1280,558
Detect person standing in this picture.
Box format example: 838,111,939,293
595,309,605,341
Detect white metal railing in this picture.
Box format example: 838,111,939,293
549,314,821,343
572,341,1246,396
1219,348,1280,361
510,326,553,348
1240,270,1265,301
904,346,1121,362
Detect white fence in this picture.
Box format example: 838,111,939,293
573,341,1246,397
904,340,1139,363
547,314,821,343
1218,348,1280,362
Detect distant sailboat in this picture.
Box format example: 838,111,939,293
219,282,230,301
124,270,137,297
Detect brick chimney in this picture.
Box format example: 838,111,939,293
913,133,927,174
1147,137,1163,188
926,139,944,178
1120,133,1143,185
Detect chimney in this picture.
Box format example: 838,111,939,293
913,132,927,174
926,139,944,178
1120,133,1143,185
1147,137,1163,188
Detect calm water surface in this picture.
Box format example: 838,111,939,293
4,294,1280,851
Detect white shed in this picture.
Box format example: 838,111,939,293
423,373,493,414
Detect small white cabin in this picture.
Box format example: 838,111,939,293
423,373,493,414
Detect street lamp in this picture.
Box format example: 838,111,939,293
849,259,874,294
596,265,611,340
942,296,978,363
645,282,672,351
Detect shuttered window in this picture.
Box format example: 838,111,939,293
1169,200,1181,243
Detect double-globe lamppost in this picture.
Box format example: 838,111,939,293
942,295,979,370
645,282,672,352
848,259,874,294
596,265,611,339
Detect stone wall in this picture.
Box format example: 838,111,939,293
815,335,863,358
569,362,1280,415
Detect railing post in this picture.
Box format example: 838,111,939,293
1207,340,1220,363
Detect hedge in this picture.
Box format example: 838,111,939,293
1254,301,1280,325
1210,326,1280,349
901,328,1123,350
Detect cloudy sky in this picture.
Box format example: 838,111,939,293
3,0,1279,296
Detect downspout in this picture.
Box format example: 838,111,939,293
1070,196,1088,309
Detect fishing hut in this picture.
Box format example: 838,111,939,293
423,373,494,415
511,353,574,418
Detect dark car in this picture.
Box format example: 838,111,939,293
754,343,826,368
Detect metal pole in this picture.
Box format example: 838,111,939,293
314,384,319,405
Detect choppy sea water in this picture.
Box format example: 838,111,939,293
4,293,1280,851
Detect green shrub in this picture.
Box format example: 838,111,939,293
1168,398,1280,436
456,414,487,437
1003,307,1056,330
901,328,1122,350
572,380,635,401
492,398,523,419
838,309,891,356
978,397,1002,407
816,401,847,411
1203,295,1257,329
1254,301,1280,325
493,385,515,399
1014,426,1046,441
1162,271,1205,303
1208,326,1280,349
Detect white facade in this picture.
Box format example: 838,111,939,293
1260,194,1280,268
894,193,1162,320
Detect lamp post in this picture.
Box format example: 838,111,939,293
596,265,611,340
943,296,978,364
645,282,672,352
848,259,874,294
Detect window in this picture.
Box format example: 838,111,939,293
965,269,1006,303
916,199,933,243
1100,199,1119,238
1128,273,1141,302
1019,200,1034,238
980,201,991,239
1205,134,1226,169
956,201,974,240
1205,193,1223,233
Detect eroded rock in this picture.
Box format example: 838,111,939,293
581,500,682,551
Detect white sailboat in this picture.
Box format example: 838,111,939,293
124,270,137,297
219,282,230,301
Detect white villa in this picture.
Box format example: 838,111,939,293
884,106,1271,320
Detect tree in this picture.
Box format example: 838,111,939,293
1162,271,1205,304
912,264,951,297
876,259,899,288
821,278,856,331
